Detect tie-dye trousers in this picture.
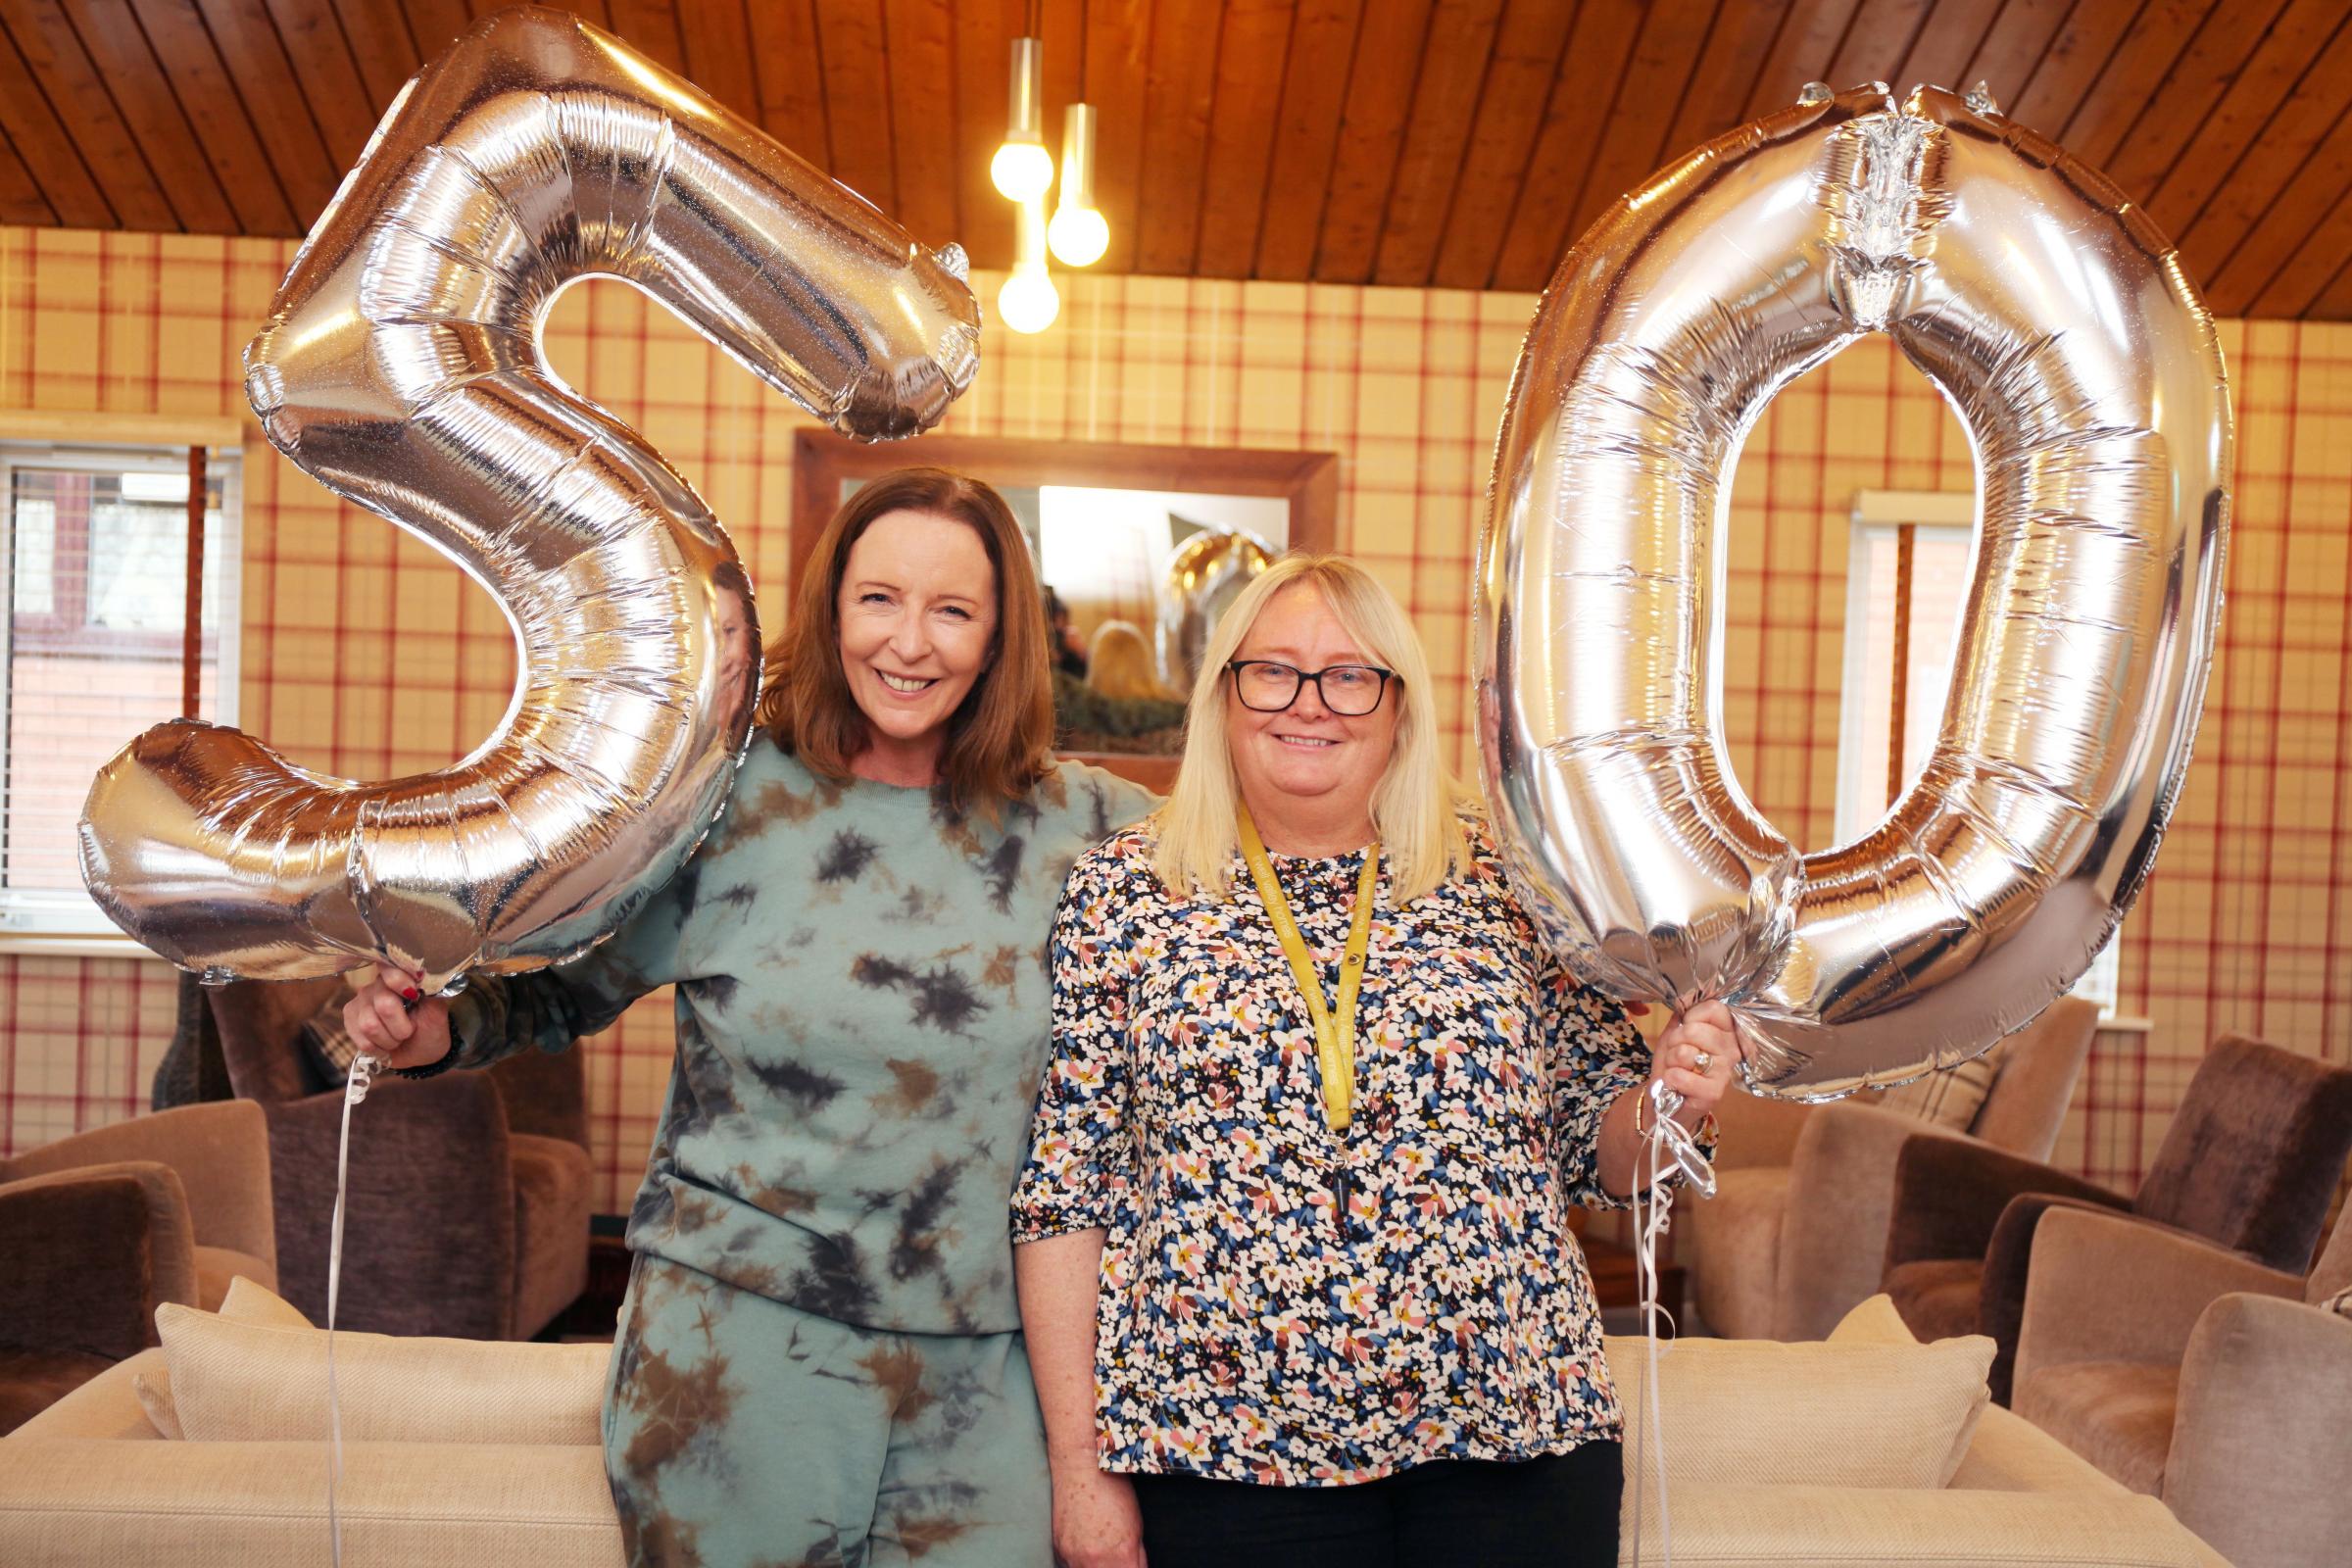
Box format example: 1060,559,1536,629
602,1253,1053,1567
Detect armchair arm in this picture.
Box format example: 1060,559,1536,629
2015,1204,2303,1387
1,1102,274,1276
1884,1134,2123,1270
259,1073,520,1339
0,1165,196,1360
2164,1293,2352,1568
1978,1188,2138,1403
1774,1102,1964,1341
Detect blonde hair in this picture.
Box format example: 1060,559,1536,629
1085,619,1172,702
1152,553,1468,905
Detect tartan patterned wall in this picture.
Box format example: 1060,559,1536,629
1,227,2344,1212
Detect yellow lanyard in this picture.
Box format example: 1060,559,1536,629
1237,805,1379,1136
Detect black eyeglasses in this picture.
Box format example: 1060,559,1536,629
1226,660,1397,715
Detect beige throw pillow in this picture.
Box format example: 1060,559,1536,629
136,1275,318,1438
1869,1045,2001,1129
1602,1312,1992,1490
155,1302,609,1446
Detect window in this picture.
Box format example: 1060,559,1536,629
1837,490,2119,1015
1,440,241,941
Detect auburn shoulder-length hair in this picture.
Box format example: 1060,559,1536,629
1152,552,1471,905
757,467,1055,814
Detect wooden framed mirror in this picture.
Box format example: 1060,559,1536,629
791,432,1341,792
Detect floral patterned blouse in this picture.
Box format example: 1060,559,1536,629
1011,815,1701,1486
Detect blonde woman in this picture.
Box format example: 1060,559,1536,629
1009,555,1740,1568
1085,619,1178,703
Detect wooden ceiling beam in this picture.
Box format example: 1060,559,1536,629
813,0,897,216
2208,98,2352,314
401,0,473,58
192,0,344,224
58,0,239,233
2297,200,2352,318
883,0,959,253
1894,0,2003,96
124,0,298,233
1192,0,1297,280
1565,0,1718,243
0,119,59,226
1959,0,2073,110
1250,0,1362,281
748,0,832,168
947,0,1013,271
1488,0,1642,294
2245,177,2352,316
0,0,174,230
675,0,760,123
2058,0,2222,167
2174,17,2352,284
1744,0,1864,115
264,0,379,172
2138,0,2345,240
1132,0,1228,273
1426,0,1573,291
1311,0,1437,284
1371,0,1501,287
607,0,687,74
1827,0,1936,89
0,16,115,228
1662,0,1797,163
324,0,423,104
2007,0,2141,140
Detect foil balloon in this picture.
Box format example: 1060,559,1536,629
1474,82,2229,1100
79,6,980,990
1157,527,1274,691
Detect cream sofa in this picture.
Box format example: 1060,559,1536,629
0,1291,2226,1568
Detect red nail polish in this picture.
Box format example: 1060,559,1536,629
402,987,420,1002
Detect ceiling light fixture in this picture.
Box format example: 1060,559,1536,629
1049,103,1108,268
990,36,1054,203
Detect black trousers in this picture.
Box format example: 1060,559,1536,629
1129,1441,1623,1568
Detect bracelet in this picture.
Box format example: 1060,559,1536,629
1631,1084,1654,1138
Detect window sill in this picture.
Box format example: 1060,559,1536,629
0,929,171,961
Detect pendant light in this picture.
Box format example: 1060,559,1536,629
990,37,1054,203
998,198,1060,334
1048,103,1108,267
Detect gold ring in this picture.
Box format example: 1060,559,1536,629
1694,1050,1713,1074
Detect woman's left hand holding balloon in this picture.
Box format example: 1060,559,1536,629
1650,1000,1741,1124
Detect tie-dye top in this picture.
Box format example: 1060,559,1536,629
1011,817,1700,1484
444,738,1156,1335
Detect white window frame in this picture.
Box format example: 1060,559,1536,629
0,427,243,953
1836,489,2121,1020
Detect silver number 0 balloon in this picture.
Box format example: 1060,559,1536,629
1475,83,2230,1098
79,8,979,989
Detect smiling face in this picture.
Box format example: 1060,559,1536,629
712,583,755,731
836,509,999,770
1225,580,1400,830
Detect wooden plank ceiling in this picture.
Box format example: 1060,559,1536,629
1,0,2349,318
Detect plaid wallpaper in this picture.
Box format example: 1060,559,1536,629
1,227,2344,1212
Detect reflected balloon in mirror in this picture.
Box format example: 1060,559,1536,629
78,6,980,990
1158,528,1275,693
1473,83,2229,1100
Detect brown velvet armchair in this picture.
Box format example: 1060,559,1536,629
204,976,594,1341
0,1101,273,1433
2012,1200,2352,1568
1883,1033,2352,1404
1682,996,2097,1341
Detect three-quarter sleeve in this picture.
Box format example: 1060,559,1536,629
1538,950,1656,1211
1010,854,1139,1243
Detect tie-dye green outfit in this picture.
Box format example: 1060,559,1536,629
441,739,1155,1567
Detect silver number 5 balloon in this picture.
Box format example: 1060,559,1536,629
79,7,979,989
1475,83,2230,1099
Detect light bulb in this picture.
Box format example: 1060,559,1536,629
1049,203,1108,267
991,138,1054,202
998,267,1060,334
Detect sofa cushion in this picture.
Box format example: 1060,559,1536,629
154,1303,609,1445
1600,1327,1993,1490
1885,1257,1984,1341
1872,1045,2000,1130
2014,1360,2179,1497
1622,1482,2218,1566
135,1275,318,1439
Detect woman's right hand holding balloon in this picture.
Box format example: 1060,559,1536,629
342,966,453,1073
